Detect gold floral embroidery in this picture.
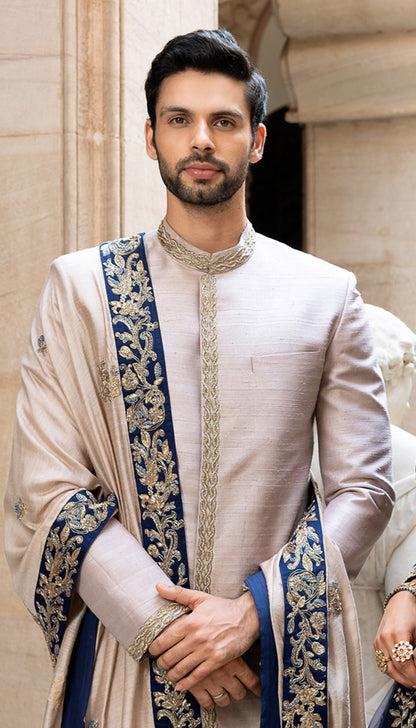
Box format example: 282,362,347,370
152,664,201,728
328,582,342,617
97,360,122,402
102,242,188,585
102,235,202,728
14,497,26,520
389,686,416,726
128,603,191,662
37,334,48,355
157,220,256,274
35,491,117,665
281,505,327,728
194,274,220,596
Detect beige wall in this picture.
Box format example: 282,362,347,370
0,2,217,726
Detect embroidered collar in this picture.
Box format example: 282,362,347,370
157,218,256,274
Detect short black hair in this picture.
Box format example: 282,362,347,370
145,29,268,136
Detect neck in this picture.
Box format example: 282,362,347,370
165,191,248,253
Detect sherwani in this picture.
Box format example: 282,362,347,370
4,220,393,728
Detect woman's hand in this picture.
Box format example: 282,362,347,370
374,589,416,688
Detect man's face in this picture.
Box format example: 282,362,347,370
145,70,264,207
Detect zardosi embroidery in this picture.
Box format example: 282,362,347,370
14,497,26,520
35,490,117,665
388,686,416,727
100,235,200,728
280,497,328,728
37,334,48,355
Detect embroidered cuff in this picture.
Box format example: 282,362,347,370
128,603,191,662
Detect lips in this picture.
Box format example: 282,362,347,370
183,163,221,180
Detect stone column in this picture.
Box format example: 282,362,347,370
0,2,218,725
275,0,416,433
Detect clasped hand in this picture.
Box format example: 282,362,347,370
148,583,261,708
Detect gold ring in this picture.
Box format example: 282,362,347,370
375,649,391,673
392,641,414,663
212,691,226,701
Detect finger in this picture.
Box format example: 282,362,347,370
209,664,247,701
148,623,188,658
156,583,202,609
188,685,215,710
221,676,246,701
385,659,416,688
211,691,231,709
233,661,261,696
388,651,416,688
375,636,416,687
167,652,209,685
156,639,194,671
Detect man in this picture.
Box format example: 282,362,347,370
4,29,393,728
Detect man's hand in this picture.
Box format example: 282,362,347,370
189,657,261,709
148,583,260,692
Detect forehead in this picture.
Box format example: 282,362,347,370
156,70,250,118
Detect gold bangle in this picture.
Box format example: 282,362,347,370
384,584,416,610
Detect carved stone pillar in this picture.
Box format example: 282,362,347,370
274,0,416,433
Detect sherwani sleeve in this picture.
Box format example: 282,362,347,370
316,273,394,578
4,258,182,663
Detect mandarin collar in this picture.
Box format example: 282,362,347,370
157,218,256,274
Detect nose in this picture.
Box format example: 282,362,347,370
191,120,214,152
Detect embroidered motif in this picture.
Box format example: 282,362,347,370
157,220,256,274
84,721,101,728
100,236,201,728
128,603,191,662
35,490,117,665
281,501,328,728
14,497,26,520
328,582,342,617
194,273,220,596
37,334,48,356
152,664,201,728
97,360,122,402
388,686,416,727
201,708,218,727
100,237,189,586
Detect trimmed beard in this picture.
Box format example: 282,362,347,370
154,148,250,207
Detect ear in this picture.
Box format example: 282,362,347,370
249,123,266,164
145,119,158,160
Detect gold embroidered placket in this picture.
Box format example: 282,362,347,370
195,272,220,596
197,273,220,728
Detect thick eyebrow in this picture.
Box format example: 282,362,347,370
158,106,245,121
159,106,190,117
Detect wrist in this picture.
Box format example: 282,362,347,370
238,590,260,641
384,583,416,610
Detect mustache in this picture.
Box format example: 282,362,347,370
176,153,230,174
